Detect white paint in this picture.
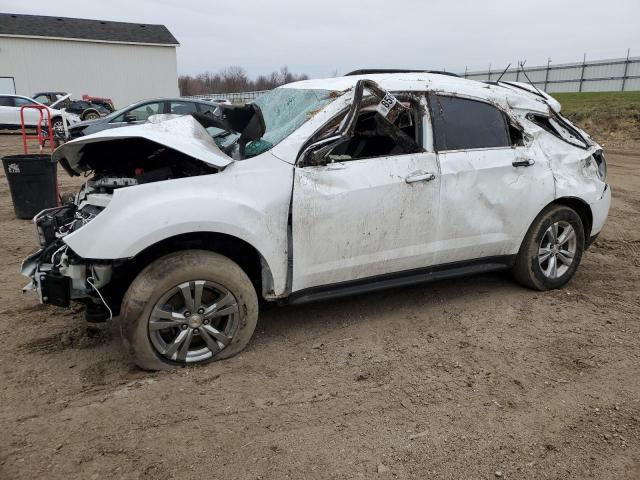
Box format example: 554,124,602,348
63,153,293,297
54,115,232,171
292,151,440,291
0,36,179,108
39,72,610,300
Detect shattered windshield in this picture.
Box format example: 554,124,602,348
247,87,336,156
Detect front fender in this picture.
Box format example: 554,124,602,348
64,154,293,295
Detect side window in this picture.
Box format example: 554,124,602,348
197,102,219,115
0,96,14,107
429,95,511,151
112,102,164,122
325,101,423,162
169,101,198,115
33,94,51,105
14,97,35,107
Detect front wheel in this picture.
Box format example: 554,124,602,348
120,250,259,370
513,205,585,290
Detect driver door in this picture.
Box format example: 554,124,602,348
291,91,440,292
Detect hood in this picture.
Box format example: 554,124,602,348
48,93,72,109
53,115,233,175
68,117,104,129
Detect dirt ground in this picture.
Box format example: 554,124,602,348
0,132,639,480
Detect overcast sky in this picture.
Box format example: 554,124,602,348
7,0,640,78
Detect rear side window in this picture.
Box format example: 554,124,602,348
429,95,511,151
13,97,35,107
0,97,13,107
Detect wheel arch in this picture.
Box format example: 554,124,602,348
551,196,593,239
104,232,278,315
131,232,275,297
515,196,593,255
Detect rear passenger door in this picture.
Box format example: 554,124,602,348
428,94,555,264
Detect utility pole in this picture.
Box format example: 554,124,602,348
544,57,551,91
578,53,587,92
621,48,631,92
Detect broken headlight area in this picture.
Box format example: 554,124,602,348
25,202,116,315
592,151,607,181
33,202,103,248
22,238,117,311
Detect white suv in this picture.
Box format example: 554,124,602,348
0,94,79,135
22,71,610,370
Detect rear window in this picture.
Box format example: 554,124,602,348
429,95,511,151
528,113,589,148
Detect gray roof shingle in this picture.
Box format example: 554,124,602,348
0,13,179,45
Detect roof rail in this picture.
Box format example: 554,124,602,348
345,69,460,78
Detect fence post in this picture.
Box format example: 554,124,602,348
578,53,586,92
516,61,520,82
464,66,468,79
544,58,551,91
621,48,631,92
487,64,491,82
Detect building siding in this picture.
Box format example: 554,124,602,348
0,36,179,107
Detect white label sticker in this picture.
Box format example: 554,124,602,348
376,92,397,117
7,163,20,174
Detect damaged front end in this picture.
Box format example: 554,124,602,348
22,202,116,317
21,114,250,319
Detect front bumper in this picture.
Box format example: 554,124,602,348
22,250,71,307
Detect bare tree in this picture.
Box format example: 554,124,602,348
179,66,310,96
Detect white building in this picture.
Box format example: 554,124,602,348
0,13,180,108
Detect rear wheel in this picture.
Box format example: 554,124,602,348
120,250,258,370
82,110,100,121
513,205,585,290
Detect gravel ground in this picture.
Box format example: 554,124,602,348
0,132,638,479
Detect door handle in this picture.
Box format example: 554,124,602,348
405,171,436,184
512,158,535,167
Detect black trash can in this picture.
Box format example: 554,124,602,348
2,154,58,219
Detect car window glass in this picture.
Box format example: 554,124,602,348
33,94,50,104
198,103,219,115
429,95,510,151
169,101,198,115
112,102,163,122
0,97,13,107
325,102,423,162
14,97,35,107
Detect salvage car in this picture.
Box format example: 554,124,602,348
33,92,115,120
0,94,80,135
66,97,220,138
22,71,610,370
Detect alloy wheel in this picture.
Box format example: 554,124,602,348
148,280,239,363
538,221,577,279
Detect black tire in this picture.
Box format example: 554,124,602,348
82,110,100,121
513,205,585,291
120,250,258,370
50,117,65,139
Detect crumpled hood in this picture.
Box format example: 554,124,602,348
53,115,233,174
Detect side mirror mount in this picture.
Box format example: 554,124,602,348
298,134,345,167
123,114,137,123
